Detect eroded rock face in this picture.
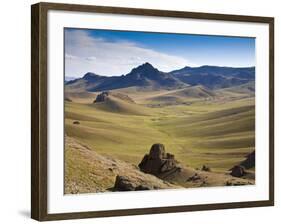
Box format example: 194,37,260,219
93,91,135,104
113,175,173,191
138,144,179,177
114,175,137,191
94,91,109,103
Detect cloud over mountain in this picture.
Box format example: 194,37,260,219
65,30,192,77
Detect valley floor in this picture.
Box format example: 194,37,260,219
64,86,255,192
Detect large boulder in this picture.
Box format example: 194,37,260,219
149,143,166,159
138,144,179,177
114,175,138,191
113,175,176,191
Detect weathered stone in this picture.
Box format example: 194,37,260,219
113,176,159,191
240,150,255,169
230,165,245,177
160,159,176,173
135,185,152,191
138,144,179,177
114,175,135,191
94,92,109,103
149,143,166,159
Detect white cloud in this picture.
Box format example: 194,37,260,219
65,54,79,60
65,30,193,77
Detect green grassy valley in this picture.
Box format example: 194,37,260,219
65,85,255,174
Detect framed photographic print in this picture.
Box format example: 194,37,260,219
31,2,274,221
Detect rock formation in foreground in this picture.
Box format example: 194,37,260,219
138,143,181,178
138,143,255,188
113,175,176,191
230,165,245,177
240,150,255,169
65,136,177,194
65,138,255,194
229,150,255,178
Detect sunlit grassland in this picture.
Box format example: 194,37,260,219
65,90,255,172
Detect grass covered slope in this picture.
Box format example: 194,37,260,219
65,87,255,173
65,135,253,194
92,93,150,116
65,135,178,194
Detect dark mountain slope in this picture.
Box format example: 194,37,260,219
66,63,187,92
66,64,255,92
170,66,255,89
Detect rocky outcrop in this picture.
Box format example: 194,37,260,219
138,144,255,188
65,136,178,194
138,144,180,177
228,150,255,178
94,91,109,103
93,91,135,104
65,138,255,194
240,150,255,169
113,175,175,191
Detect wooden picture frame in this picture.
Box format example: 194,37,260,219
31,2,274,221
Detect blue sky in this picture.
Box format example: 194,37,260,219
65,28,255,77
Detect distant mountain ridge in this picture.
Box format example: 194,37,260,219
66,63,255,92
170,65,255,89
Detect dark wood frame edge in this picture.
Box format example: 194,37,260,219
31,2,274,221
31,3,48,221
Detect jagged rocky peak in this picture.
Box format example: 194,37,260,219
138,62,155,69
138,143,179,177
83,72,100,78
130,62,158,74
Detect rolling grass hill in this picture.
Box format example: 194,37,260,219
92,94,150,116
65,135,178,194
64,61,256,193
65,87,255,172
143,85,216,106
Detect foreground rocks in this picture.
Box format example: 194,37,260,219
65,136,178,194
65,138,255,194
113,175,173,191
138,143,255,188
240,150,255,169
230,165,245,177
229,150,255,178
138,144,180,177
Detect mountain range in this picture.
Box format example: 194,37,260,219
65,62,255,92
